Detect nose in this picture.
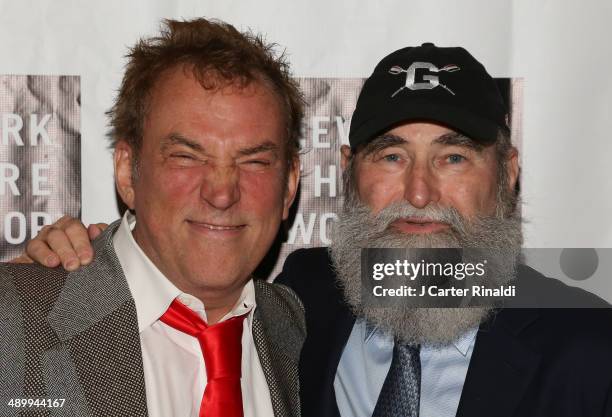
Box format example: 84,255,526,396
199,164,240,210
403,162,440,209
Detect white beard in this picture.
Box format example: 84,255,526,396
329,200,522,346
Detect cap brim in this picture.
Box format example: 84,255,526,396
350,99,503,149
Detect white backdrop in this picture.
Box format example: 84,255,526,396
0,0,610,251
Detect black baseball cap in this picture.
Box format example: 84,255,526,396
349,43,509,149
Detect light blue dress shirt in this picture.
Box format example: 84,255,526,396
334,319,478,417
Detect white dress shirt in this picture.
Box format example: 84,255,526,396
113,212,274,417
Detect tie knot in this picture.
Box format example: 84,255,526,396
160,299,247,380
396,342,420,354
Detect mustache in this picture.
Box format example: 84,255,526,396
350,201,469,240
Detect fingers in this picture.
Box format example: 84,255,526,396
9,253,35,264
25,234,61,267
25,215,93,271
46,226,81,270
87,223,108,240
65,220,94,266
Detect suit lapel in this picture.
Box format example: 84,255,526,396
456,309,542,417
318,307,355,417
45,221,148,417
301,263,355,417
252,281,304,417
252,316,292,417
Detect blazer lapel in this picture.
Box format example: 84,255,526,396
456,309,542,417
317,307,355,417
252,281,304,417
294,265,355,417
253,316,293,417
45,221,148,417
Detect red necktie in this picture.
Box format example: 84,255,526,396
160,299,247,417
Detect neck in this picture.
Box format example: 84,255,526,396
199,288,245,324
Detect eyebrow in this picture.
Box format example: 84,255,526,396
362,131,484,156
362,134,407,156
432,132,484,151
161,133,205,153
161,133,279,157
237,141,280,157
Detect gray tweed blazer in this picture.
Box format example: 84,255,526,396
0,221,305,417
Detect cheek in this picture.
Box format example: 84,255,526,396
440,176,498,217
239,170,286,216
135,165,202,213
356,167,405,213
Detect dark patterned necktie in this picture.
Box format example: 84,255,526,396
372,342,421,417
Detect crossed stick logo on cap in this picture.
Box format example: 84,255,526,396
389,62,461,97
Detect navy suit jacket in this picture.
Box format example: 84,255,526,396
277,247,612,417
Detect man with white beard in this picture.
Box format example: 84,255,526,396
18,43,612,417
277,43,612,417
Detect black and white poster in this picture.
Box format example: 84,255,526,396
0,75,80,261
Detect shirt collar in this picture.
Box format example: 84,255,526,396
177,281,256,324
363,319,478,356
453,327,478,356
113,211,256,332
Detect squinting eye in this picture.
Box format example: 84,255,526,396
246,160,270,166
171,153,195,160
447,154,465,164
240,159,272,171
